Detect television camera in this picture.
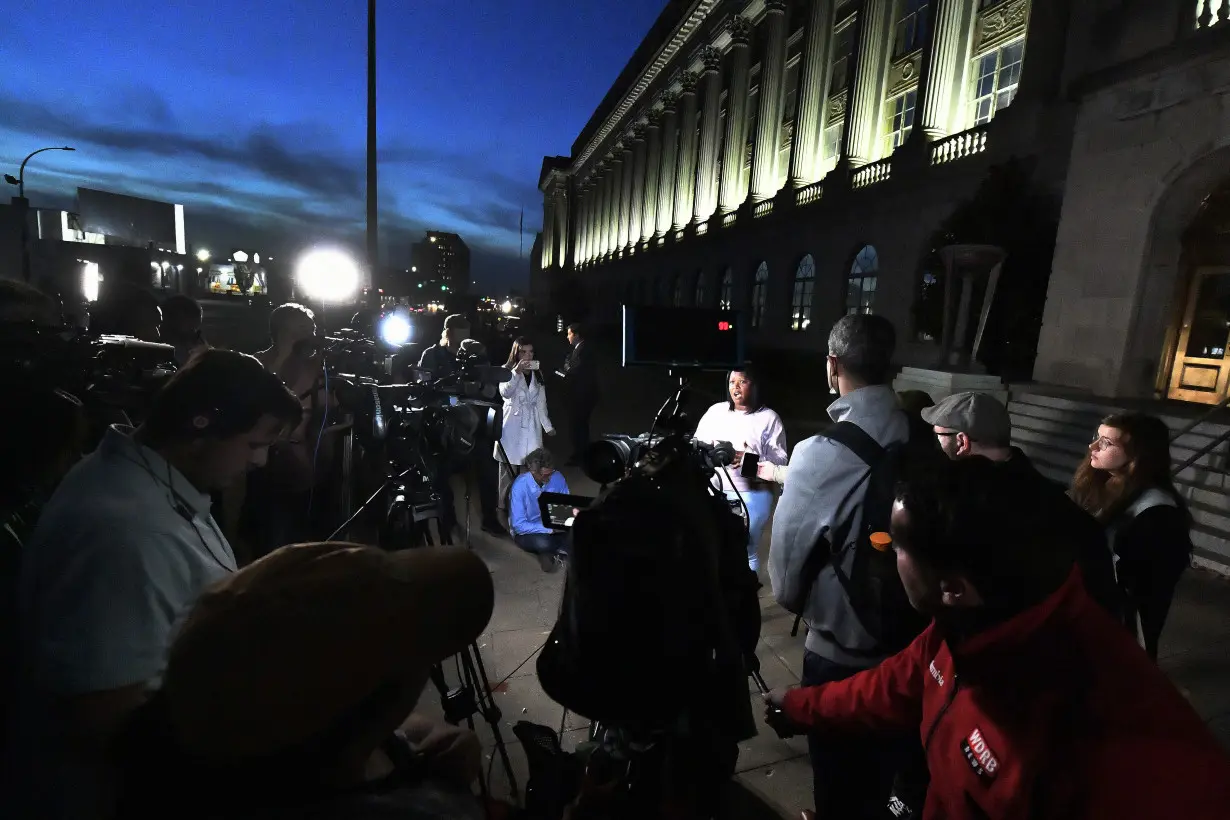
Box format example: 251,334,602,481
0,321,176,416
518,306,769,819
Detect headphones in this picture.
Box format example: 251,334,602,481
121,447,236,573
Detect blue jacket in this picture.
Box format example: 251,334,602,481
510,471,570,535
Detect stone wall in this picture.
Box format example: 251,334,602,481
1034,44,1230,397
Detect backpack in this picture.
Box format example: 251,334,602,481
790,413,937,653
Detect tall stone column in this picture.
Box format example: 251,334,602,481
918,0,965,139
789,0,835,187
541,196,556,269
845,0,891,166
614,142,632,250
554,190,568,268
629,126,648,246
656,92,680,237
693,48,724,223
719,17,753,214
641,111,663,243
606,158,622,256
749,0,790,203
600,161,617,258
672,72,700,231
581,182,594,264
591,170,607,261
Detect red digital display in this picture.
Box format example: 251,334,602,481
717,321,731,331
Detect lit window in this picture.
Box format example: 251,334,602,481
847,245,879,316
791,255,815,331
821,121,845,172
694,270,707,308
971,39,1025,125
720,268,733,310
751,262,769,328
884,90,917,154
893,0,930,56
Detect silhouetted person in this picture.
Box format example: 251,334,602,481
561,322,597,465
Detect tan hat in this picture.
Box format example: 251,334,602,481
921,391,1012,446
162,542,494,763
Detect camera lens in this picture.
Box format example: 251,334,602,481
581,438,633,485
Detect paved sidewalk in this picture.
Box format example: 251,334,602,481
419,338,1230,816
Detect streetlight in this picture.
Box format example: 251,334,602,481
196,248,211,262
5,145,76,282
4,145,76,198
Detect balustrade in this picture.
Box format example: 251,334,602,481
852,159,892,189
931,126,989,165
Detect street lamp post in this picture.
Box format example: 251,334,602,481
5,145,76,283
366,0,379,305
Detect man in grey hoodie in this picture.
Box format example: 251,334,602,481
768,313,915,820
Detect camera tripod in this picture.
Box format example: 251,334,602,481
327,465,520,803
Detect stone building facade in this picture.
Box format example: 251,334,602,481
537,0,1230,405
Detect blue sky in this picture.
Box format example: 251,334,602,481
1,0,664,291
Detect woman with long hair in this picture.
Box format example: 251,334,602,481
495,337,555,511
692,367,787,573
1070,413,1193,660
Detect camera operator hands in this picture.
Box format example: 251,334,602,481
756,460,789,483
763,689,808,739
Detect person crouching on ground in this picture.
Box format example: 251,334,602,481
113,542,495,820
508,448,570,573
764,457,1230,820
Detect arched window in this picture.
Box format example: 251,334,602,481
847,245,879,315
673,273,686,307
791,254,816,331
694,270,707,308
751,262,769,328
719,268,733,310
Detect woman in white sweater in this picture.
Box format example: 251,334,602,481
495,338,555,510
692,367,788,571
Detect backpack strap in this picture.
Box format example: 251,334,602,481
788,421,887,636
1125,488,1176,518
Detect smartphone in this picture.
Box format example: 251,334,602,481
740,452,761,479
527,360,541,370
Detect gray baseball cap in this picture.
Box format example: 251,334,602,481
920,391,1012,445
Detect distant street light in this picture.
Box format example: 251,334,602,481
5,145,76,283
501,300,513,314
196,248,211,262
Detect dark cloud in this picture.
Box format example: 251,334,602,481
2,85,537,289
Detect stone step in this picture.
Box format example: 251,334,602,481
1010,390,1230,441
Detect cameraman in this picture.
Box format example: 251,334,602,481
2,350,302,820
418,314,505,538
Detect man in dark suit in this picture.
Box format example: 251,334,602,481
562,322,598,466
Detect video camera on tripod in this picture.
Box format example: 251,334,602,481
0,321,176,414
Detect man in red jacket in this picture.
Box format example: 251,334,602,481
765,457,1230,819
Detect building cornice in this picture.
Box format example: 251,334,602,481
572,0,726,172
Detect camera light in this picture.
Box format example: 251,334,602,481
296,248,360,303
379,313,412,347
82,261,100,303
501,300,513,314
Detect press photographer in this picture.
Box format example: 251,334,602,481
419,313,504,538
1,350,302,820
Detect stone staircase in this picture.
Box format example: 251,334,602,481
1008,391,1230,574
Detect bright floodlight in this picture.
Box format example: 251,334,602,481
297,249,360,303
379,312,412,347
196,249,211,262
501,300,513,314
82,261,100,303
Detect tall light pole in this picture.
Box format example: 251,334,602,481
366,0,378,301
4,145,76,282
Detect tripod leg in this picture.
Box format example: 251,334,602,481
461,646,519,801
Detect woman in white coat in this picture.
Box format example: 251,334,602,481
496,337,555,510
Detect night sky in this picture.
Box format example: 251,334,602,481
1,0,665,292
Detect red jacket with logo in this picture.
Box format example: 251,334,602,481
781,569,1230,819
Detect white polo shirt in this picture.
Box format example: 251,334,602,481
2,425,237,819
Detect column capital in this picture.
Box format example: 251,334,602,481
659,90,680,112
646,108,664,127
632,123,648,140
700,46,723,74
679,71,700,94
763,0,788,13
727,15,753,44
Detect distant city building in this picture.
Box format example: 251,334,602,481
410,231,471,294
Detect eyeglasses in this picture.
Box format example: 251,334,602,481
1090,436,1122,451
